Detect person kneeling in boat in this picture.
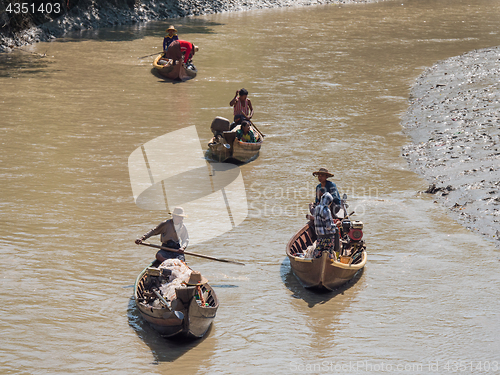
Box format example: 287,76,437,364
311,192,338,259
235,121,256,143
135,207,189,262
164,40,198,66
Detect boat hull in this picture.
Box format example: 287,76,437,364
286,223,367,290
153,54,197,80
208,122,263,163
134,261,218,339
232,139,262,163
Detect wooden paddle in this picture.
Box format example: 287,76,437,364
247,119,266,138
137,241,245,266
138,52,162,59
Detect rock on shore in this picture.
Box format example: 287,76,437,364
0,0,375,52
402,46,500,246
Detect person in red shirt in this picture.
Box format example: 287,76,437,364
165,40,198,65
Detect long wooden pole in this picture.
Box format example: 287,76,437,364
137,241,245,266
138,52,162,59
247,120,266,138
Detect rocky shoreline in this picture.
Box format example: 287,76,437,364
402,46,500,247
0,0,375,52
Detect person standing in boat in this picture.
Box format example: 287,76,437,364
135,207,189,262
311,167,341,211
164,40,198,65
163,25,179,52
235,121,256,143
229,88,254,130
312,192,337,258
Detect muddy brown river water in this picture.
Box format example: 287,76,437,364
1,0,500,373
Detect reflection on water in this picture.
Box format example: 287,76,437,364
280,257,365,308
127,297,213,364
1,0,500,373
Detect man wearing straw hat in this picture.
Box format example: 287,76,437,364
163,25,179,52
311,167,341,210
135,207,189,262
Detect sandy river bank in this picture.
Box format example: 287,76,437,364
402,46,500,247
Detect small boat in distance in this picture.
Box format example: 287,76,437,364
134,260,218,339
286,200,367,290
208,117,264,163
153,53,197,81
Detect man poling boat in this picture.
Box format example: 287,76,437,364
287,170,367,290
133,206,243,339
135,207,189,262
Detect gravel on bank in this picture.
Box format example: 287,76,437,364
0,0,375,52
402,46,500,247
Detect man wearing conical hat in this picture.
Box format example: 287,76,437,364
312,168,341,208
136,207,189,262
163,25,178,52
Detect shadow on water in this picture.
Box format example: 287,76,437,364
204,149,260,165
0,52,55,78
280,257,364,308
127,296,211,363
149,67,193,84
59,19,224,44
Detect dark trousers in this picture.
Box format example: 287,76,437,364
230,114,247,130
157,241,185,262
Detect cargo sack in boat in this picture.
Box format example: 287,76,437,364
158,259,192,301
303,243,316,258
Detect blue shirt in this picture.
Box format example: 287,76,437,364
163,35,178,51
315,180,341,205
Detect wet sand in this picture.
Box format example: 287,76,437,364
402,46,500,246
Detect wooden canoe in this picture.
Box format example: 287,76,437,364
286,222,367,290
208,117,263,163
134,260,218,339
153,54,197,81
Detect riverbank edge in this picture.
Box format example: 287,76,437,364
401,46,500,247
0,0,378,52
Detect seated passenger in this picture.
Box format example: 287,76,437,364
235,121,256,143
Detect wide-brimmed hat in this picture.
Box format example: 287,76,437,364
184,271,208,285
193,45,199,52
166,25,177,33
169,207,187,217
312,168,334,178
